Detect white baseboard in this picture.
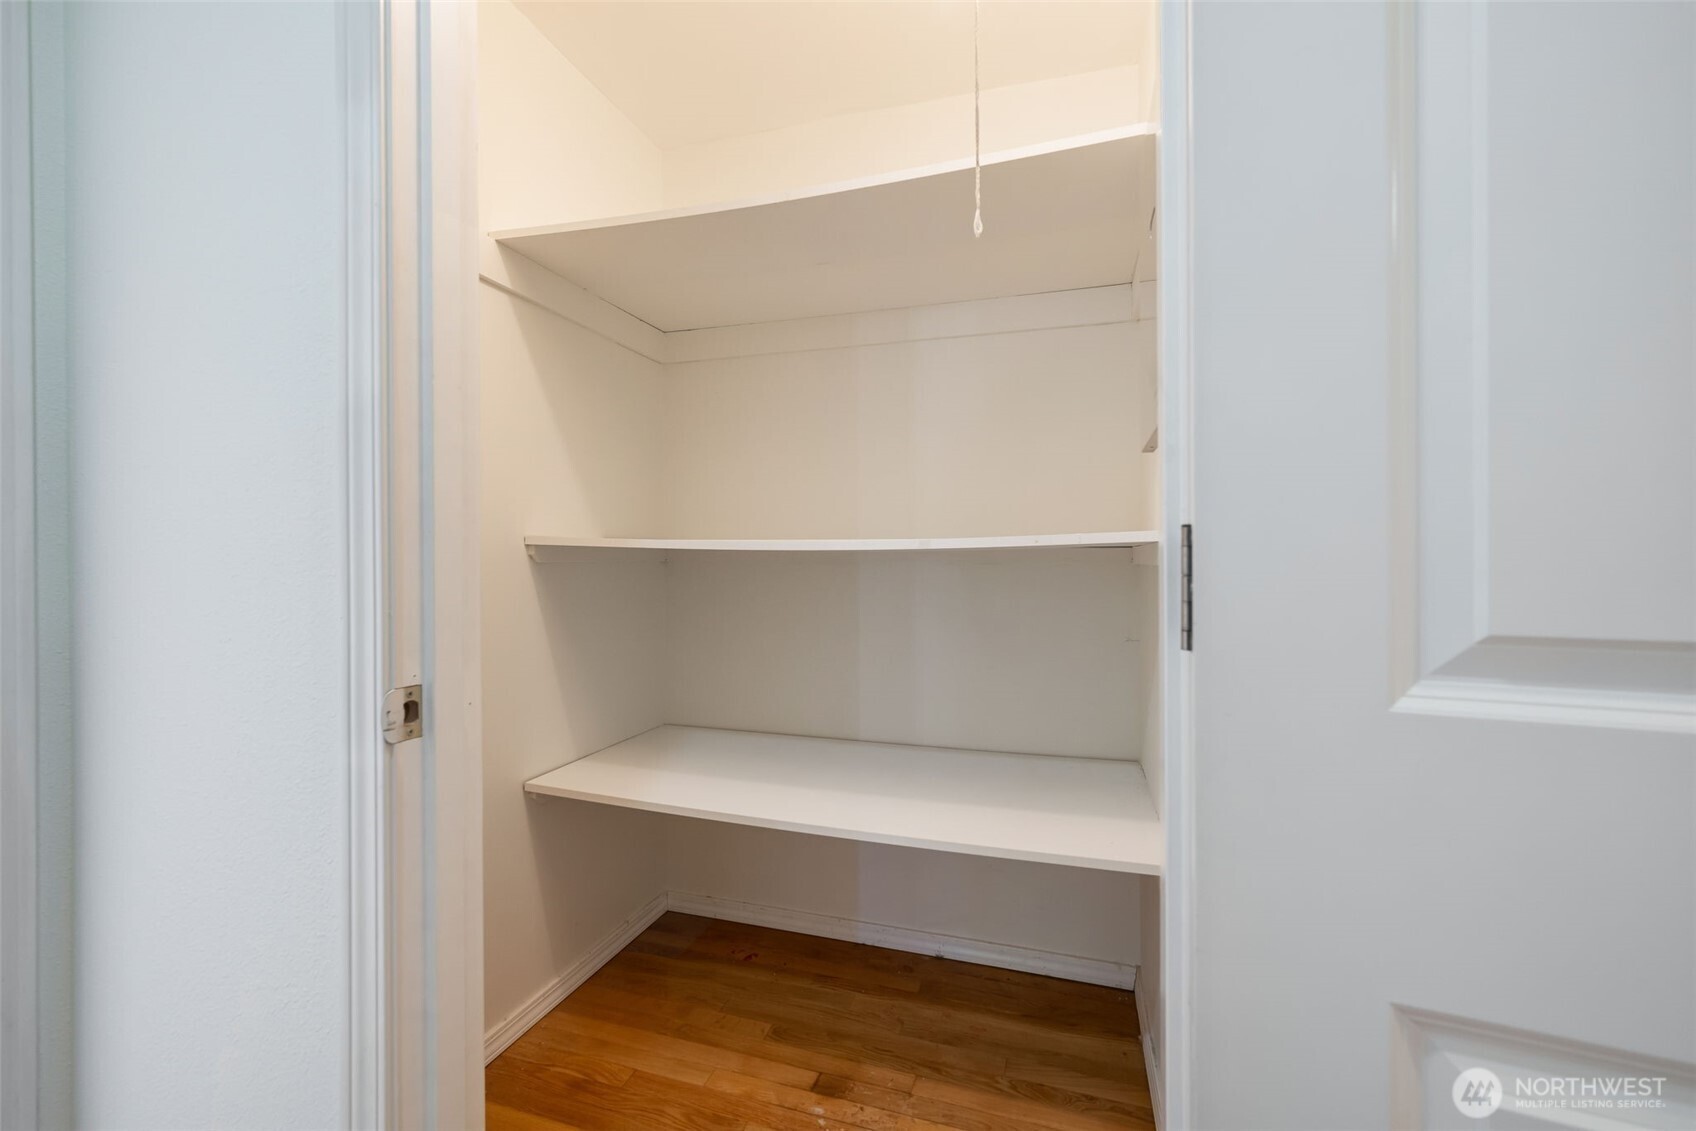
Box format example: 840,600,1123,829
482,891,668,1064
1136,977,1164,1130
665,891,1137,991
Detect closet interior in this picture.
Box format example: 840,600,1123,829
477,0,1168,1122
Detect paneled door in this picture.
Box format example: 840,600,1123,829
1186,2,1694,1127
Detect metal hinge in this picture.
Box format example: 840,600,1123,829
1180,524,1193,651
382,684,423,744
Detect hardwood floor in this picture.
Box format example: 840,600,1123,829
486,912,1155,1131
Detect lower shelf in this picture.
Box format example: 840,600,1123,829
524,725,1162,875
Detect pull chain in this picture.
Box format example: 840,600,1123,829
972,0,983,237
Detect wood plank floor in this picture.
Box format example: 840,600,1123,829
487,912,1155,1131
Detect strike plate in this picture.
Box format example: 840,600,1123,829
382,684,423,744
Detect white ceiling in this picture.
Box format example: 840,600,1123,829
511,1,1154,150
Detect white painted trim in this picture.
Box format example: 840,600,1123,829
665,892,1137,991
361,0,483,1122
482,893,669,1064
1157,2,1198,1128
418,1,484,1125
0,1,38,1124
380,2,431,1121
1136,978,1164,1130
382,2,487,1126
339,1,386,1127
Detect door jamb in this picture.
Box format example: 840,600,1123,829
374,0,483,1127
1158,2,1198,1128
1,1,40,1125
342,0,387,1125
419,0,483,1123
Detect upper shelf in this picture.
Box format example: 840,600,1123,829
526,531,1158,560
491,127,1158,332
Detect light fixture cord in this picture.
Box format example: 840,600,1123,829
973,0,983,237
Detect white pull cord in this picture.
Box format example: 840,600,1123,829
972,0,983,237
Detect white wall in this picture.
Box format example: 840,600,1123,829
478,0,1160,1034
479,0,663,232
662,319,1155,539
664,65,1154,209
62,3,350,1125
667,823,1144,969
477,0,675,1037
484,0,1156,225
479,285,671,1031
484,287,1155,1013
665,549,1152,760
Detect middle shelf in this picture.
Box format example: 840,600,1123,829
526,530,1158,560
525,725,1162,875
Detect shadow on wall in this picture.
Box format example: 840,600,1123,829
664,819,1147,967
662,548,1148,758
531,553,667,758
523,799,667,975
505,246,665,539
479,274,672,1028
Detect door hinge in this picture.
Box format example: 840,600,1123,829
1180,524,1193,651
382,684,423,744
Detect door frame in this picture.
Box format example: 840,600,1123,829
1157,2,1198,1128
1,1,40,1124
394,2,1196,1129
412,1,483,1124
365,1,482,1126
343,0,387,1124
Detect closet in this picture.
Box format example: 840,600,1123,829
477,0,1168,1122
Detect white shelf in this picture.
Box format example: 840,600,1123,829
526,530,1157,560
524,725,1162,875
491,127,1157,332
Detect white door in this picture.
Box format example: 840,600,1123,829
1183,2,1694,1128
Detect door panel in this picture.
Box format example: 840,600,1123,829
1393,1007,1696,1131
1191,2,1695,1127
1399,1,1695,731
